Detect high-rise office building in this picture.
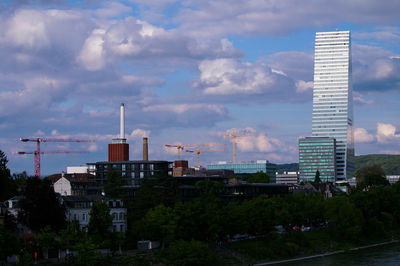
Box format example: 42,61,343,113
299,137,336,183
312,31,354,180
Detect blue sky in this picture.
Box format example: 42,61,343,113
1,0,399,176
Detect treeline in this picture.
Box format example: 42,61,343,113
132,180,400,244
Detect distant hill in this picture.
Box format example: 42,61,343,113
276,154,400,175
276,163,299,172
354,154,400,175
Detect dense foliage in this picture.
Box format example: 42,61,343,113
0,150,15,201
18,178,66,232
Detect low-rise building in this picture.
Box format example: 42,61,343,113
276,171,299,184
87,160,172,187
207,160,277,183
386,175,400,184
47,173,99,196
62,195,127,233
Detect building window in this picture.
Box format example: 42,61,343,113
119,212,123,220
120,225,124,232
140,172,144,179
82,213,86,221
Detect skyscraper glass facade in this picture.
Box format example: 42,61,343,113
312,31,354,180
299,137,336,183
207,160,277,183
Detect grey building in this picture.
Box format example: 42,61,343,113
87,160,173,187
276,171,299,185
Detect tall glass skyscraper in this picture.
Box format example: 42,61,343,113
311,31,354,180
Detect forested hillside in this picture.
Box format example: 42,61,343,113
355,154,400,175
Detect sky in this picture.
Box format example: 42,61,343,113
1,0,399,176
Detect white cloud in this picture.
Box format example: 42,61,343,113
196,58,294,97
296,80,313,93
129,129,151,139
224,127,290,154
88,143,98,152
354,128,375,143
5,9,49,48
77,29,106,71
376,123,400,144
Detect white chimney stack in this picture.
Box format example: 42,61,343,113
120,103,125,139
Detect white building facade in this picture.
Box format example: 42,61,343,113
54,176,72,196
312,30,355,180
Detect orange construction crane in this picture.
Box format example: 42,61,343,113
18,137,94,178
165,143,226,160
224,129,268,163
185,148,227,167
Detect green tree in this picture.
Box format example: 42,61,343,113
130,174,180,221
161,240,217,266
244,171,270,183
60,221,84,250
174,195,224,241
324,195,363,241
12,171,29,195
0,150,15,201
88,201,113,241
37,226,59,259
195,179,225,196
356,165,389,190
19,178,66,232
71,238,101,266
135,204,178,245
0,224,20,261
314,170,321,183
104,169,125,199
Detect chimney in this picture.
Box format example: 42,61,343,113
143,137,148,161
120,103,125,139
108,103,129,161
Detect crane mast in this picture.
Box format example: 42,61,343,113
224,129,268,163
186,148,227,167
165,143,226,160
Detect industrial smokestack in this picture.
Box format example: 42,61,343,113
143,137,148,161
120,103,125,139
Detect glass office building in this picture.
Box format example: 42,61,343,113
207,160,277,183
299,137,336,183
312,31,354,180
